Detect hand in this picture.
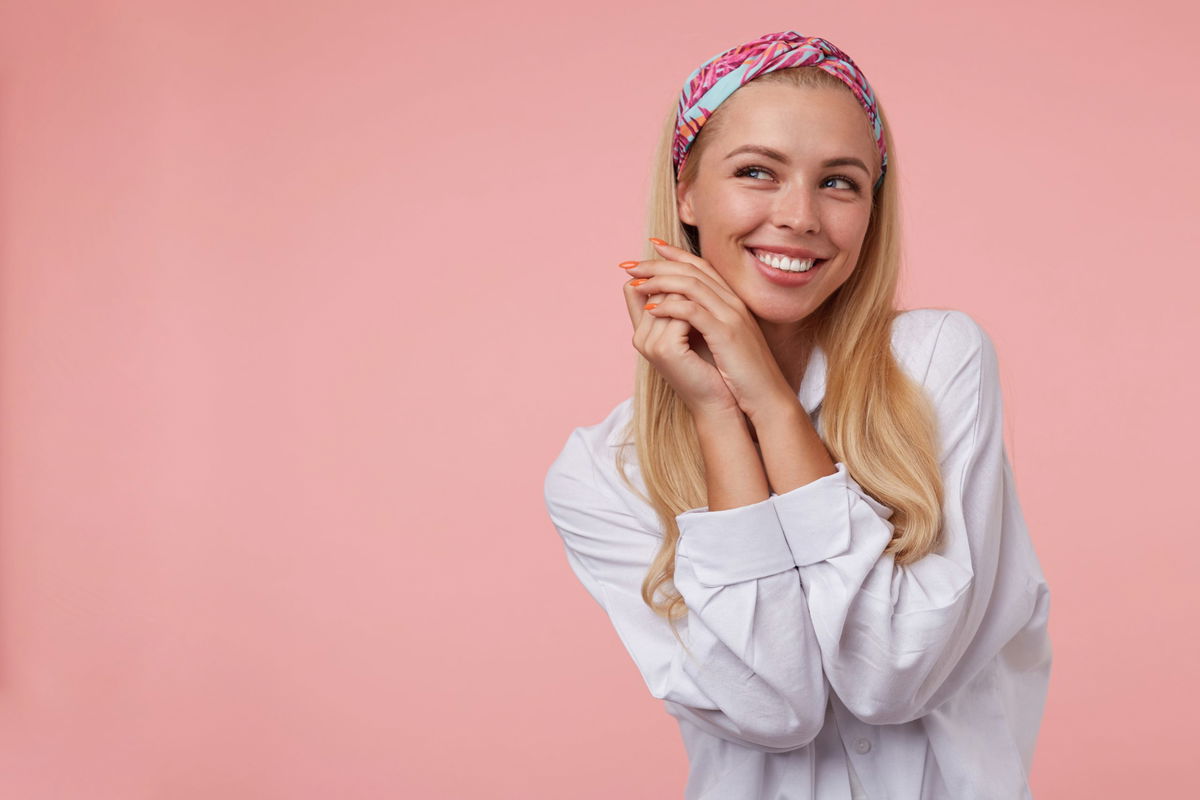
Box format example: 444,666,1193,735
623,252,740,420
622,240,796,422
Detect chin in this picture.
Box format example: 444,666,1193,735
748,309,816,328
747,301,814,326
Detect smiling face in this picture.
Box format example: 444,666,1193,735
676,81,881,327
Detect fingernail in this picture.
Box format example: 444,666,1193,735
631,278,648,286
619,261,639,269
644,302,658,310
648,238,667,246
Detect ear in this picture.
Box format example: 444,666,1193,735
675,179,697,226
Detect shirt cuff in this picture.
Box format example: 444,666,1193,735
675,494,796,587
772,461,855,566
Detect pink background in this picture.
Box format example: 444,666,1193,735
0,0,1195,797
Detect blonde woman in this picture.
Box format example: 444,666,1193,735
543,31,1051,800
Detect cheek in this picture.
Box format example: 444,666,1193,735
828,207,871,250
711,192,767,225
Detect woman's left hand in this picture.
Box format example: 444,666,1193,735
629,240,798,423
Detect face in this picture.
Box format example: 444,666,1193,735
676,82,881,326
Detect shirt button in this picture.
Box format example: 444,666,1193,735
854,738,871,754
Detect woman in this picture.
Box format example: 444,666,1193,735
543,31,1051,799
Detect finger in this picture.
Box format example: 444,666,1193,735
629,272,741,328
627,261,744,320
643,294,723,347
638,242,745,312
623,276,670,329
648,240,738,295
643,293,691,357
643,292,687,353
633,296,683,368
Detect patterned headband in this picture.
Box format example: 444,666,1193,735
672,31,887,192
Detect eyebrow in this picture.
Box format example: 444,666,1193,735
724,144,871,175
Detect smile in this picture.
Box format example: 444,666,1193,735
746,248,828,286
751,248,822,272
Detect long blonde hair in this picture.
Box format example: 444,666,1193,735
615,66,946,636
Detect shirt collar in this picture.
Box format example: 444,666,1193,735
797,342,828,416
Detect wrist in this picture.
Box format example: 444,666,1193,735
691,403,748,433
745,392,806,428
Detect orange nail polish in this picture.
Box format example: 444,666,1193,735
631,278,648,286
644,302,658,310
619,261,639,269
649,238,667,245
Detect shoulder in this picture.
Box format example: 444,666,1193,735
543,396,664,542
544,396,637,506
891,307,997,397
893,309,1006,464
546,396,632,471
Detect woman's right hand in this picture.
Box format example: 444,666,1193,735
623,274,741,420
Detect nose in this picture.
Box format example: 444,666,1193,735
770,185,820,234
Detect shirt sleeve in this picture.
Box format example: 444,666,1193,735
544,430,829,753
773,310,1046,726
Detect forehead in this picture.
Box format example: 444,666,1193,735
709,83,877,160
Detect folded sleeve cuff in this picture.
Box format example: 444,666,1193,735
772,462,855,566
675,495,796,586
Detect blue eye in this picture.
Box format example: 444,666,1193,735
734,165,773,181
825,175,861,192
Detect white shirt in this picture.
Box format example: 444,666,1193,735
543,308,1052,799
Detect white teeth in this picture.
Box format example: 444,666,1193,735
752,248,818,272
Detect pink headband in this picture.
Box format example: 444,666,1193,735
672,31,887,192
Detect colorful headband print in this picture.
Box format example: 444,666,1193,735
672,31,887,192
